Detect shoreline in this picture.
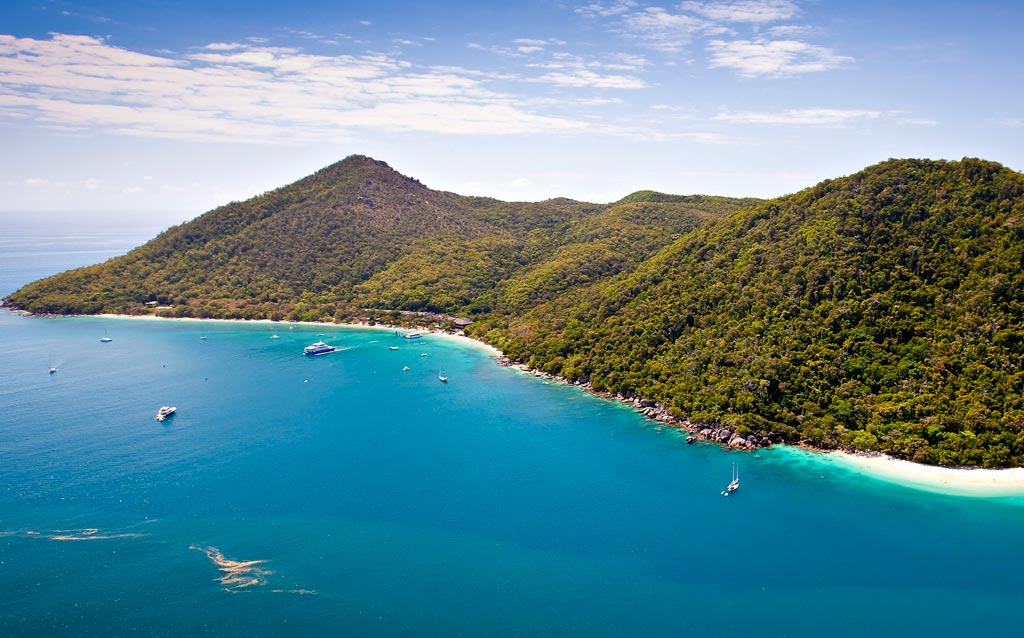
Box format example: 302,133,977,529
90,313,504,357
821,449,1024,497
11,309,1024,497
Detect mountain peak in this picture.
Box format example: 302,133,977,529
309,154,425,190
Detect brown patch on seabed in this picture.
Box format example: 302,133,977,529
2,528,143,541
191,545,271,592
47,528,142,541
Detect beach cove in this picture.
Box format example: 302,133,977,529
31,309,1024,499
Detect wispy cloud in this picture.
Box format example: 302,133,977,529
0,33,586,143
576,0,638,18
707,39,852,77
526,51,647,89
713,108,882,126
532,68,646,89
621,7,709,53
578,1,853,78
681,0,799,23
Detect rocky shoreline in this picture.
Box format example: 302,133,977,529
496,356,778,451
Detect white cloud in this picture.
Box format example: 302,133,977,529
767,25,814,37
203,42,247,51
707,38,852,76
681,0,799,23
576,1,638,18
513,38,549,46
713,108,882,126
621,7,709,53
532,68,646,89
0,33,587,143
510,177,532,188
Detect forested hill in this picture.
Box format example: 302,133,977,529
4,155,756,319
482,158,1024,467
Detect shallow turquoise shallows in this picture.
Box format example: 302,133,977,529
2,222,1024,636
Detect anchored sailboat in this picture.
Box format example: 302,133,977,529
722,463,739,495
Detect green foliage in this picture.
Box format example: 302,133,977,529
500,158,1024,467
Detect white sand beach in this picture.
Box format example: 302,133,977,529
95,313,504,357
827,450,1024,498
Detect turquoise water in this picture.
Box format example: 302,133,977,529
2,227,1024,636
3,314,1024,636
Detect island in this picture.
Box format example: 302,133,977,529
6,155,1024,467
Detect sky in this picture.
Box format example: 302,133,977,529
1,0,1022,224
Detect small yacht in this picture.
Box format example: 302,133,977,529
100,330,112,343
438,373,448,383
49,366,57,375
270,330,280,339
723,463,740,495
402,366,410,371
404,332,423,339
155,406,176,421
303,341,337,356
389,346,399,351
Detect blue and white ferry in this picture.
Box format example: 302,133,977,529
303,340,337,356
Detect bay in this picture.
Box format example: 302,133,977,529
1,223,1023,637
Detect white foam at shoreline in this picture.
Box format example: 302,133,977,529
776,446,1024,498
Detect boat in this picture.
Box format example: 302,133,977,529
270,330,280,339
100,329,112,343
404,332,423,339
303,341,337,356
438,373,448,383
49,366,57,375
389,346,399,351
723,463,740,495
402,366,410,371
155,406,176,421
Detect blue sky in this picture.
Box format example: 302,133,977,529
1,0,1022,222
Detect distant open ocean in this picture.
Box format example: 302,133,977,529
2,218,1023,636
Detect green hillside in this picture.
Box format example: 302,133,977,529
479,158,1024,467
5,155,751,322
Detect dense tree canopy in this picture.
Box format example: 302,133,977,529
480,159,1024,467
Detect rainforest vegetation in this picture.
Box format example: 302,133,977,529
7,155,1024,466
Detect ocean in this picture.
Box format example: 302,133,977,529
1,220,1023,636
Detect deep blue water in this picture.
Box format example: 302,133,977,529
1,225,1023,636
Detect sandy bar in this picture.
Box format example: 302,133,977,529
826,450,1024,498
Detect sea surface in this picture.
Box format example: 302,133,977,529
2,222,1024,637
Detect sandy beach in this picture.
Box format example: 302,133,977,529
94,313,504,357
823,450,1024,498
